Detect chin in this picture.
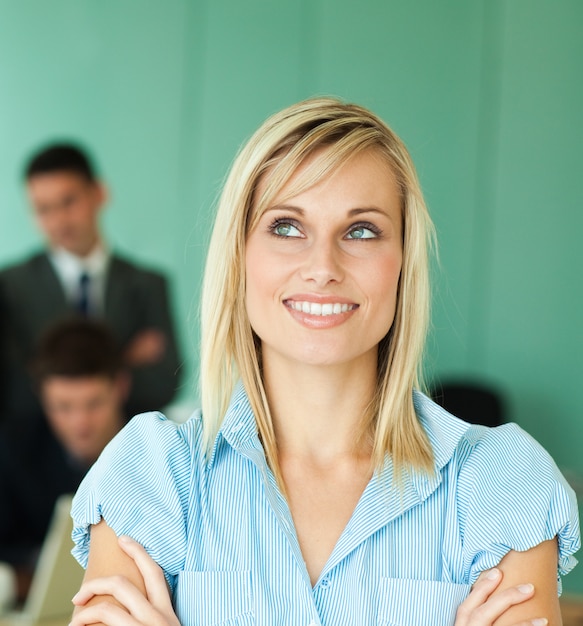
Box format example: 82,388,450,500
70,443,97,463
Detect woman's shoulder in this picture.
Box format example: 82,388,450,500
456,423,579,582
130,408,203,436
413,389,561,480
456,420,561,483
414,392,580,582
118,408,204,452
72,410,205,576
82,409,207,492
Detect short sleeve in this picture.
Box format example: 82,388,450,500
456,423,580,591
71,411,199,592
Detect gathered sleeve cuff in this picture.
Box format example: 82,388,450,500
456,424,580,593
71,411,199,593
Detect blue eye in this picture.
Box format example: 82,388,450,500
271,221,302,238
346,225,377,239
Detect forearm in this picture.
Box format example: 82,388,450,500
490,539,561,626
71,522,179,626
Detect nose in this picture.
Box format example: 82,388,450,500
299,238,344,287
42,203,69,231
69,408,93,430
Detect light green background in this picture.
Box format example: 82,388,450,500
1,0,581,592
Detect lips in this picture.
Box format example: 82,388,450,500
285,300,358,316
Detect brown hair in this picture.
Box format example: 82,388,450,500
31,317,122,386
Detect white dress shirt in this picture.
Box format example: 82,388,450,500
49,243,110,316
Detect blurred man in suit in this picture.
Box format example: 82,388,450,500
0,318,127,601
0,142,181,424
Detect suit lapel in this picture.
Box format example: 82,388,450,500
103,256,134,342
35,253,68,314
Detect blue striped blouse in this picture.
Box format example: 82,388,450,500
72,383,580,626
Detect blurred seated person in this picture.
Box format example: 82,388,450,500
0,318,127,602
0,142,181,425
429,378,506,427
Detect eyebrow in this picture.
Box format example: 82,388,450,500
265,204,393,218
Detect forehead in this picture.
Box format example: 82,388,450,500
251,146,400,222
42,375,113,398
27,171,91,199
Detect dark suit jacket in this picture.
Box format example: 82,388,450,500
0,251,182,422
0,418,88,568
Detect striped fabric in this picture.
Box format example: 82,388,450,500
72,383,580,626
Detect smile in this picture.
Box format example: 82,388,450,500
285,300,358,316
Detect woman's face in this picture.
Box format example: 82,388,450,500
245,148,403,373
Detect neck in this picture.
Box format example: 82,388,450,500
263,352,377,463
60,233,101,259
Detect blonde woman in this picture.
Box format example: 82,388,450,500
70,98,579,626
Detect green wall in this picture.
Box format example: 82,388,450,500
1,0,581,591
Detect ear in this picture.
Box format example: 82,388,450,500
93,180,109,211
114,370,132,404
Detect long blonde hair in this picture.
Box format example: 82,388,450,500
200,97,435,483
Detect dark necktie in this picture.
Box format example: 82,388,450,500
77,272,91,316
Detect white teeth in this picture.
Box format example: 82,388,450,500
290,301,355,316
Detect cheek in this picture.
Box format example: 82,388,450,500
35,213,54,232
245,243,290,339
245,238,278,296
367,254,403,329
387,258,403,294
98,398,118,423
91,414,109,434
79,204,98,224
368,252,402,293
68,205,87,227
46,412,70,435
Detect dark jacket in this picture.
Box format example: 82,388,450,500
0,251,182,423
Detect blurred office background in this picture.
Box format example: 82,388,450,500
0,0,581,592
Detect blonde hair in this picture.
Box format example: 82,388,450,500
200,97,435,482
